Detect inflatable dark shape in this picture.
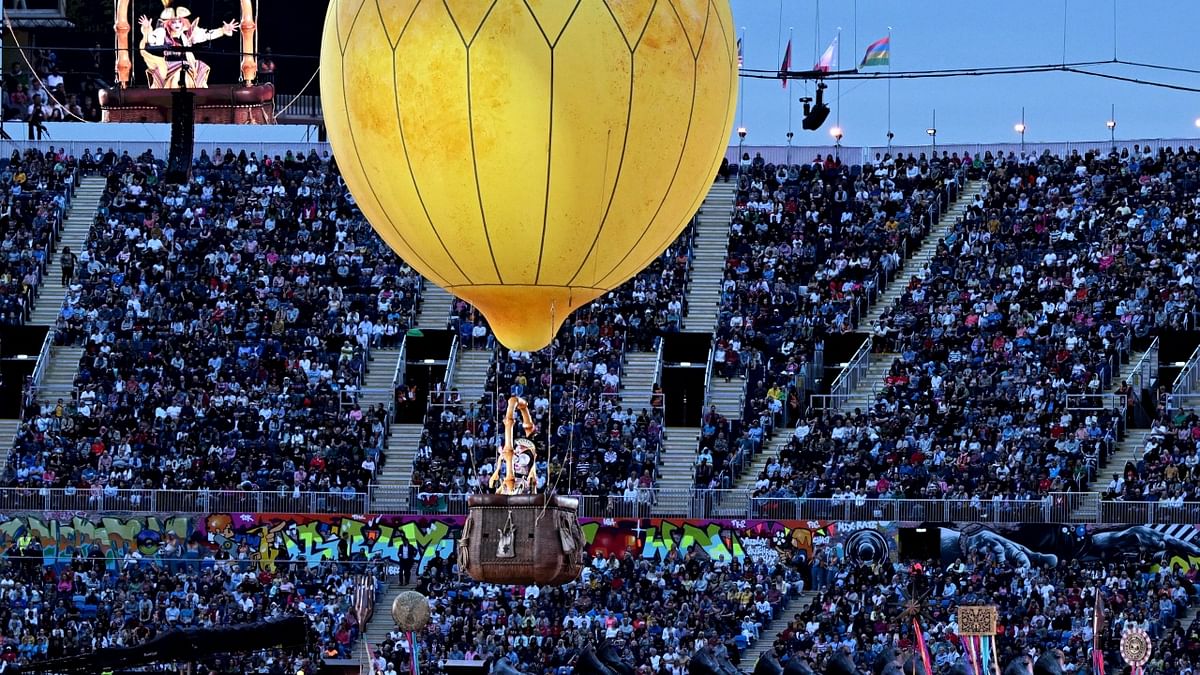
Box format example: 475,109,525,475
1005,655,1034,675
689,646,741,675
902,655,929,675
1034,651,1065,675
875,647,900,675
597,642,635,675
575,648,617,675
827,651,860,675
786,657,817,675
945,660,972,675
755,651,785,675
13,617,308,673
490,656,532,675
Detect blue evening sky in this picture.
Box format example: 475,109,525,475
728,0,1199,146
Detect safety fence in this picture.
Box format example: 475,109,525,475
4,487,1199,524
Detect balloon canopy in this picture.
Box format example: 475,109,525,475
320,0,738,351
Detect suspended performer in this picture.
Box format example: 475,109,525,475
139,0,238,89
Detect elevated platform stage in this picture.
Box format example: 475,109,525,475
98,84,275,124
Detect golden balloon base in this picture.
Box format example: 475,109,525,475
458,493,584,586
98,84,276,124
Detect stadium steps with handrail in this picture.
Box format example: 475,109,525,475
621,351,658,415
683,181,737,332
361,348,403,411
738,589,819,669
415,283,454,330
654,427,700,514
361,580,408,672
1085,429,1151,497
861,181,983,329
29,177,108,326
373,424,424,511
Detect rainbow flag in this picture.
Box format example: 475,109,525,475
860,35,890,68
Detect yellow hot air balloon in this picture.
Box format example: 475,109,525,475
320,0,737,351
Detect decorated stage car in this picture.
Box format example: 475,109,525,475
100,0,274,123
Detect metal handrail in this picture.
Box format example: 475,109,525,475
29,328,54,391
15,486,1200,524
442,335,460,393
1172,343,1200,395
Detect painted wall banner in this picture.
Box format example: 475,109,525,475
935,522,1200,572
0,513,898,572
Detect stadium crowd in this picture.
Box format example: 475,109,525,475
696,151,962,487
751,144,1200,501
0,148,76,326
766,543,1197,675
370,545,804,674
4,148,421,494
0,535,377,673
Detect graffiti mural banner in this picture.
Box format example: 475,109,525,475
935,522,1200,572
0,512,897,572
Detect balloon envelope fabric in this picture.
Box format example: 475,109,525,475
320,0,738,350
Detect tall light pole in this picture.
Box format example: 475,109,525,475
737,126,747,178
1106,104,1116,152
830,126,843,161
926,109,937,153
1014,107,1026,157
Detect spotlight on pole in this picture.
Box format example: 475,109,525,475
737,127,747,140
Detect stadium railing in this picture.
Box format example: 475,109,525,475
4,486,1196,524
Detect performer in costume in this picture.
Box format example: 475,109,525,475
139,0,238,89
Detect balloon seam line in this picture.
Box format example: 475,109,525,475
620,0,722,284
385,3,472,286
562,31,637,288
335,11,453,290
591,18,702,288
533,50,555,285
457,26,506,284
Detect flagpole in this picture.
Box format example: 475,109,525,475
787,26,794,164
835,27,842,132
738,27,746,131
887,27,892,146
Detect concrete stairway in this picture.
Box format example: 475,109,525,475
0,418,21,476
361,581,408,672
654,426,698,514
839,353,897,413
29,177,107,326
1087,428,1150,493
451,350,492,404
862,182,983,328
708,377,746,425
739,590,818,669
734,429,794,492
416,283,454,330
621,351,659,413
37,346,84,402
373,423,424,511
361,348,402,411
684,181,737,332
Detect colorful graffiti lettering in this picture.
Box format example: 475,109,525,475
0,514,191,566
0,513,888,572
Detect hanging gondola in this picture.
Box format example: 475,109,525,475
459,396,584,586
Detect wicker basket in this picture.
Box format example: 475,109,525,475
459,493,584,585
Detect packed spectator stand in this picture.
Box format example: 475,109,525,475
0,534,378,672
745,144,1200,504
0,147,75,326
4,148,422,498
369,547,804,674
697,151,963,489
